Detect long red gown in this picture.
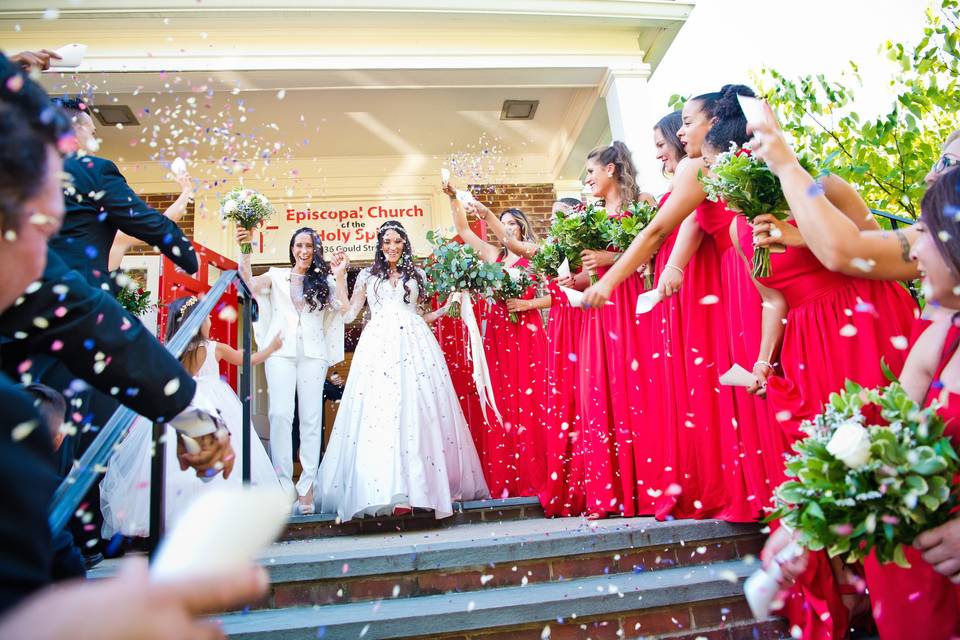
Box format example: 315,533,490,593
479,255,548,498
655,198,764,521
434,308,488,461
862,320,960,640
736,218,918,640
538,278,586,516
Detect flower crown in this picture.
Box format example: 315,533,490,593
379,221,406,234
178,296,199,320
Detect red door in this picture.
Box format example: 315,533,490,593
158,243,240,388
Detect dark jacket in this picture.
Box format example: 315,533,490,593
0,373,57,615
0,249,196,423
54,154,198,290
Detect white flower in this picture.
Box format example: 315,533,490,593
826,421,872,469
222,199,237,215
505,267,521,280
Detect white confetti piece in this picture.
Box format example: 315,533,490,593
699,294,719,305
890,335,909,350
11,420,38,442
163,378,181,396
839,324,858,337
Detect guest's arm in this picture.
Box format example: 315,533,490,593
657,214,704,298
108,173,194,271
91,158,198,274
0,249,196,422
466,200,539,259
505,296,552,314
444,183,501,264
749,103,920,281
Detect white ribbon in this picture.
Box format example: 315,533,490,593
453,292,502,426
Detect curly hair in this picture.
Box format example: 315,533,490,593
701,84,757,153
587,140,640,209
369,221,427,304
288,227,332,312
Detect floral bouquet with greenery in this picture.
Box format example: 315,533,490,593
530,238,576,279
116,282,154,317
421,230,503,318
546,203,611,283
768,379,959,567
220,187,275,254
699,144,814,277
603,200,659,288
495,266,535,323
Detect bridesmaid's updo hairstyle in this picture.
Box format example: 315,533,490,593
587,140,641,209
702,85,756,153
288,227,332,312
371,220,427,304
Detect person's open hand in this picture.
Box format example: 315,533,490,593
915,518,960,583
10,49,61,72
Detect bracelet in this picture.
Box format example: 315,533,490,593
755,360,775,370
665,264,684,279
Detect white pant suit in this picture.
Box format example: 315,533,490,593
255,267,344,498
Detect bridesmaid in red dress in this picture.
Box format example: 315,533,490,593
861,169,960,640
577,142,659,518
585,89,764,522
474,197,588,516
446,185,550,498
654,86,775,521
724,164,917,640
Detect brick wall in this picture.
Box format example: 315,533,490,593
126,193,195,255
470,183,556,244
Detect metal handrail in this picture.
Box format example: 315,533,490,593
870,208,916,228
48,269,257,537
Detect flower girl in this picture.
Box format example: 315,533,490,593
100,295,282,537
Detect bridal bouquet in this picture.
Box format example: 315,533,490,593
422,230,502,318
220,187,275,254
768,380,959,567
699,144,813,278
602,200,659,288
546,203,611,283
495,266,535,323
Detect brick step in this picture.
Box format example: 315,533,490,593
283,496,545,541
219,560,780,640
259,517,764,609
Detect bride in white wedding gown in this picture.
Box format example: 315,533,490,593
315,221,489,520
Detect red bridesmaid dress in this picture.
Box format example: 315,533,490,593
480,255,548,498
736,218,918,640
655,198,763,521
434,309,488,461
697,201,790,520
862,319,960,640
538,278,586,516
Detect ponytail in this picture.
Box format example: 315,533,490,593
587,140,640,209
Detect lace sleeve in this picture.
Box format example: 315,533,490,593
340,268,369,324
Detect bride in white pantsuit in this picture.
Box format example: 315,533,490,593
238,226,348,514
314,221,489,521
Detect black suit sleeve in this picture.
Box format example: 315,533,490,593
0,249,196,422
97,159,199,274
0,377,57,615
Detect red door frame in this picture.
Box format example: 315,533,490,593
158,243,240,388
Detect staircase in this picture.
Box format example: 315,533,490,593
212,498,788,640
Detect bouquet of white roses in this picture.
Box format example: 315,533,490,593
220,187,275,254
768,379,959,567
495,266,535,323
421,230,503,318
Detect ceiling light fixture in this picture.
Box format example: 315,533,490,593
500,100,539,121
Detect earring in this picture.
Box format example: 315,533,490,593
607,173,613,178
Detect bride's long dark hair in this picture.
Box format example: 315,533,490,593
369,221,426,304
288,227,332,312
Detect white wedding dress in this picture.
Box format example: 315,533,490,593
315,268,489,521
100,340,280,538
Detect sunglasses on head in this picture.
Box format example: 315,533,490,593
933,154,960,174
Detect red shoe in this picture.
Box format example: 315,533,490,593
392,506,412,517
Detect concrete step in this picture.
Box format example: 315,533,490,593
219,560,784,640
283,496,545,541
258,517,764,609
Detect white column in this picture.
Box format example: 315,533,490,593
601,67,654,192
